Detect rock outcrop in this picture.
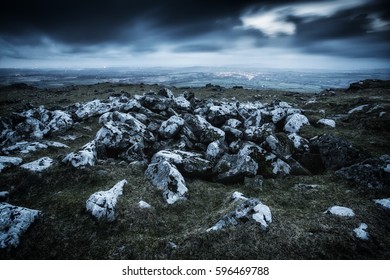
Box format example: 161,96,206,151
0,202,42,249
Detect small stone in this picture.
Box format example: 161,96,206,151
0,202,42,249
324,206,355,217
353,223,369,241
138,200,152,209
317,118,336,128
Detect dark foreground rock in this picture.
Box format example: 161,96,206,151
336,154,390,189
0,203,42,249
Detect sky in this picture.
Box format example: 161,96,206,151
0,0,389,70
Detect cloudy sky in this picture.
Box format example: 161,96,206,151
0,0,389,69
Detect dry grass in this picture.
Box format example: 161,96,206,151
1,82,389,259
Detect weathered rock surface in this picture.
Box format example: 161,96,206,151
336,155,390,189
2,140,68,155
208,195,272,231
324,206,355,217
353,223,369,241
0,202,42,249
85,179,128,221
145,160,188,204
20,157,54,172
0,156,22,173
373,198,390,210
284,113,309,134
63,140,97,168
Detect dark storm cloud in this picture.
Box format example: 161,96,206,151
0,0,389,67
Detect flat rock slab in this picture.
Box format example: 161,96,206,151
324,205,355,217
20,157,54,172
208,194,272,232
0,202,42,249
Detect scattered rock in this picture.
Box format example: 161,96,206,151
373,198,390,210
145,160,188,204
336,154,390,189
208,195,272,231
353,223,369,241
0,156,23,172
284,113,309,134
317,118,336,128
63,140,97,168
138,201,152,209
74,99,112,120
324,206,355,217
20,157,54,172
85,179,128,221
348,104,369,114
159,115,185,139
0,202,42,249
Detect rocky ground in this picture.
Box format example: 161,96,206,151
0,80,389,259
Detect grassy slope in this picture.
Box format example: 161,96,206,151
0,83,389,259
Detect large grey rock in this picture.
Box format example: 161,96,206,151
336,154,390,189
206,103,237,126
207,196,272,232
221,118,243,141
139,90,174,112
151,150,212,177
0,202,42,249
159,115,185,139
74,99,112,119
213,145,259,183
63,140,97,168
145,160,188,204
183,114,225,143
284,113,309,134
311,134,369,170
95,113,154,161
86,179,127,221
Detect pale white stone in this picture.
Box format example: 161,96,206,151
325,206,355,217
252,203,272,230
284,113,309,134
20,157,54,172
62,140,96,168
138,201,152,209
86,179,128,221
0,202,42,249
232,191,247,201
374,198,390,210
353,223,369,241
0,156,23,172
317,118,336,128
348,104,369,114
